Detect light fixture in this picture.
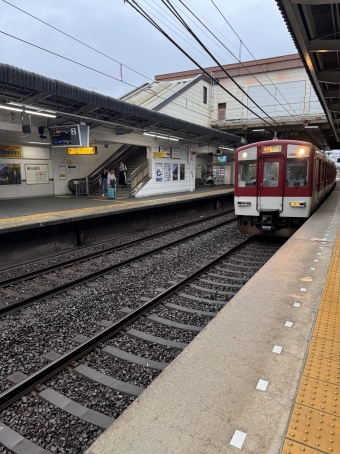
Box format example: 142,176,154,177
143,132,157,137
304,126,318,129
241,152,248,158
156,135,168,140
25,110,56,118
0,105,23,112
298,148,305,155
28,142,51,145
220,146,234,151
168,137,179,141
252,129,266,132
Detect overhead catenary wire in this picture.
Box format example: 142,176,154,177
1,0,216,121
125,0,279,129
160,0,282,129
210,0,305,123
176,0,305,125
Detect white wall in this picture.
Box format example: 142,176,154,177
136,145,196,197
52,143,121,195
0,146,53,199
0,143,123,199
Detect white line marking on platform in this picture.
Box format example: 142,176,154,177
314,260,319,262
293,303,300,307
272,345,282,354
325,234,329,236
285,321,293,327
319,247,323,249
230,430,247,449
317,253,321,255
311,267,316,271
300,288,306,292
256,379,269,391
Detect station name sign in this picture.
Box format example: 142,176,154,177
67,146,97,155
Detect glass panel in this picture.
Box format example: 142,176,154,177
238,160,256,187
286,158,308,186
263,161,279,187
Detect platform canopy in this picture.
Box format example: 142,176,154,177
0,63,241,148
276,0,340,148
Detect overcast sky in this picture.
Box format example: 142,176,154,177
0,0,296,99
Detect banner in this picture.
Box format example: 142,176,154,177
0,163,21,185
156,163,163,182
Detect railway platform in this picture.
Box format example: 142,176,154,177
0,185,233,265
86,183,340,454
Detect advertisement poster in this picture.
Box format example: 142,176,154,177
164,163,171,182
180,164,185,180
0,163,21,185
25,164,49,184
68,165,77,173
59,166,66,180
159,147,171,158
171,148,181,159
172,163,178,181
155,163,163,182
0,145,21,159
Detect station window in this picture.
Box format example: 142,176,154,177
218,103,226,120
238,161,256,187
286,158,308,186
203,86,207,104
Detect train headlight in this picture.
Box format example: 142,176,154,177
241,152,248,158
298,148,305,155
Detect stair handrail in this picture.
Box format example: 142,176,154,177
130,160,149,196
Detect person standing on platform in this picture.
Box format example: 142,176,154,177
101,168,109,196
119,162,127,188
108,169,116,188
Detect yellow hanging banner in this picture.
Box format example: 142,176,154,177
67,146,97,155
0,145,22,158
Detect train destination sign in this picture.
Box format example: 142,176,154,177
262,145,282,153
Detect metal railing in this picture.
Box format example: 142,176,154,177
131,160,150,196
68,145,146,196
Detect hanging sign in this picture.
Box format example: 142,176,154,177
0,145,21,158
67,146,97,155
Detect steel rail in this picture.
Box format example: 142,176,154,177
0,235,253,412
0,215,237,316
0,209,235,287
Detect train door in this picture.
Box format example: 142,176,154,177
257,155,284,212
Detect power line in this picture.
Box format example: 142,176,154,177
1,0,215,121
125,0,278,129
210,0,304,123
176,0,304,125
160,0,282,128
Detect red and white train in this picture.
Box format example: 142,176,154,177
234,139,336,236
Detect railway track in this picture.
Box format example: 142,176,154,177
0,209,235,316
0,234,283,454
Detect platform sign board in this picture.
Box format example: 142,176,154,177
67,146,97,155
0,145,21,158
59,166,66,180
0,163,21,185
49,125,89,147
25,164,49,184
171,148,181,159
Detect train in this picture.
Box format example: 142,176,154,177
234,139,336,237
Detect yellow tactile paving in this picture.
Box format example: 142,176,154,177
282,230,340,453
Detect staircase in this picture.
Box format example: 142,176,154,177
115,149,147,198
68,145,147,198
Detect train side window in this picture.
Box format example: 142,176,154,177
263,161,279,187
238,160,256,187
286,159,308,186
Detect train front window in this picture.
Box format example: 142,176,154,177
238,160,256,187
286,159,308,186
263,161,279,187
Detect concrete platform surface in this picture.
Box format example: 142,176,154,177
85,185,340,454
0,185,233,233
